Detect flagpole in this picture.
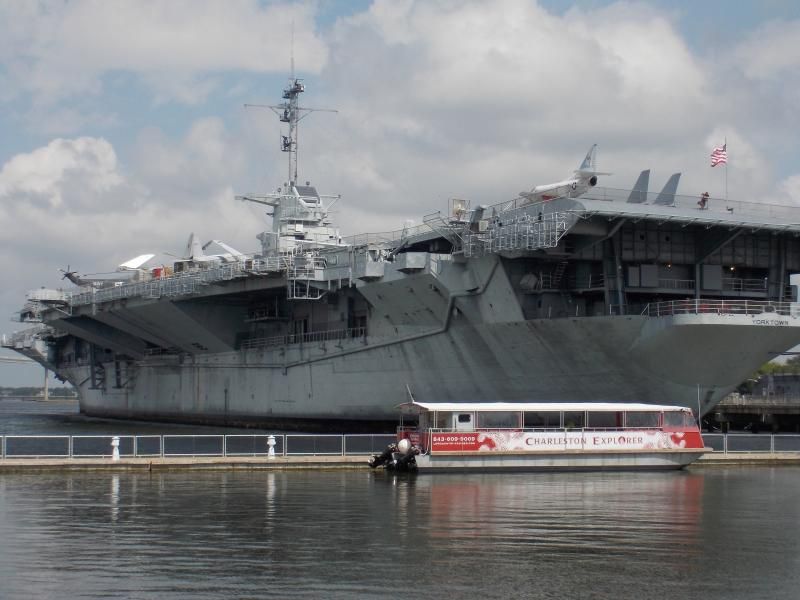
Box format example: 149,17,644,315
724,137,728,200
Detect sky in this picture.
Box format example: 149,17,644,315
2,0,800,386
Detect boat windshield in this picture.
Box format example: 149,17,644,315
663,410,695,427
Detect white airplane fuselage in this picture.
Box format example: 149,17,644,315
529,174,599,201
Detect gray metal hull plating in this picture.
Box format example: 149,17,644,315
66,312,800,428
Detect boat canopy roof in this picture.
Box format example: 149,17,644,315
398,402,691,413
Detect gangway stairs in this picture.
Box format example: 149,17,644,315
551,261,569,289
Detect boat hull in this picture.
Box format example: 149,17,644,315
415,450,706,472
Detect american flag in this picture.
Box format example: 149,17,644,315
710,143,727,167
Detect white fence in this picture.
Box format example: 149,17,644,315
702,434,800,454
2,433,800,459
0,434,397,459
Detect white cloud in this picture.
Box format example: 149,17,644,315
735,19,800,80
0,137,123,210
0,0,328,107
309,0,720,231
775,175,800,206
0,118,258,291
134,117,249,207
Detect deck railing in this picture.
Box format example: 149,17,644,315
640,299,794,317
240,327,367,350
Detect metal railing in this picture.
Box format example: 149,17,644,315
641,299,795,317
4,433,798,459
702,434,800,454
581,187,800,224
0,434,397,459
656,278,695,290
240,327,367,350
66,255,291,308
462,211,571,257
722,277,768,292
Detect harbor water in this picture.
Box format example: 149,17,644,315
2,399,800,599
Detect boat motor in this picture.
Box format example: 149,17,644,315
368,443,398,468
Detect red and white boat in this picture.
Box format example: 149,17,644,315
375,401,707,472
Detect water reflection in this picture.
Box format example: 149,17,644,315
0,469,798,599
110,474,120,523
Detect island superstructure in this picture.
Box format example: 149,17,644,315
5,77,800,430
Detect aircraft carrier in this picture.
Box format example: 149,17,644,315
5,77,800,430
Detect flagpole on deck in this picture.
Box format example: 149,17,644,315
710,141,728,199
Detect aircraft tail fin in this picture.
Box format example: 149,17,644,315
577,144,597,172
576,144,611,176
185,232,204,260
653,173,681,206
626,170,651,204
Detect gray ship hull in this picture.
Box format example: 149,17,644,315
61,311,800,429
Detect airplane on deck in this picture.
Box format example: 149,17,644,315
521,144,611,203
170,233,246,272
184,232,245,263
59,254,155,288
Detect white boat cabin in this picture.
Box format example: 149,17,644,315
398,401,697,433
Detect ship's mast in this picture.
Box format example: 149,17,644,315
237,66,342,256
244,64,336,187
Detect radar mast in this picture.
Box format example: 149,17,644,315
237,63,342,256
244,53,336,187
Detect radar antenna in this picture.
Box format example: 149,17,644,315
245,43,337,186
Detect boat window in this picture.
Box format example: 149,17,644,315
663,411,695,427
563,411,585,429
625,411,660,428
476,411,520,429
587,411,621,428
523,411,560,428
433,412,453,429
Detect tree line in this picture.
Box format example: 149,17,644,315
0,386,77,398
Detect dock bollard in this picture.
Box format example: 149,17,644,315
267,435,276,460
111,436,120,462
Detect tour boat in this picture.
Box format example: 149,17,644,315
370,401,707,472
